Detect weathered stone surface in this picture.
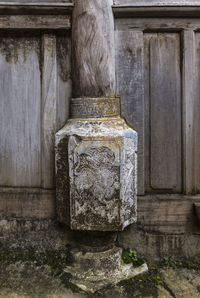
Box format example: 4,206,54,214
56,98,137,231
118,225,200,262
64,247,148,293
70,97,120,119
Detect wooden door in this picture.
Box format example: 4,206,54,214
0,3,72,218
116,17,200,196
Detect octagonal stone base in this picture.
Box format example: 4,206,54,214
55,98,138,231
64,247,148,293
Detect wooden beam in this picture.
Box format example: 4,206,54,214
115,18,200,32
137,194,200,234
0,15,70,29
0,187,55,219
72,0,115,97
41,34,57,189
113,0,200,6
0,3,73,15
113,7,200,18
182,30,196,194
0,1,72,5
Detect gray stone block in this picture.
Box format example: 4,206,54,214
56,98,137,231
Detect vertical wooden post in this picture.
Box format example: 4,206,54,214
72,0,115,97
41,34,57,189
182,30,196,194
116,30,145,195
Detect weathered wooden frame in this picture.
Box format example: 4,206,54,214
113,1,200,18
0,1,73,14
115,17,200,195
0,1,72,218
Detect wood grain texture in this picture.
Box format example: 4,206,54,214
42,35,57,189
182,30,196,194
0,1,73,15
144,34,150,191
113,0,200,6
42,34,71,189
0,15,70,29
113,7,200,18
56,34,71,131
137,194,200,234
0,187,55,219
195,33,200,193
115,18,200,32
149,34,181,191
72,0,115,97
0,0,72,4
116,30,145,195
0,36,41,187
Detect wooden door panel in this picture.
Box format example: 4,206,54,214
116,31,182,193
116,30,145,195
148,33,182,191
0,36,41,187
0,33,71,189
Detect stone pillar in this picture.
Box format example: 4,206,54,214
55,0,147,293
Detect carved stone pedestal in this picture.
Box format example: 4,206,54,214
55,97,146,292
56,97,138,231
64,247,148,293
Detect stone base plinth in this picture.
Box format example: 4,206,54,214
56,97,138,231
64,247,148,293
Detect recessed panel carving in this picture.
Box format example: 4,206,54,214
69,137,122,230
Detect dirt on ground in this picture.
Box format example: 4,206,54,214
0,221,200,298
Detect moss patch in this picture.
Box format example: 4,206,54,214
118,269,162,297
0,245,82,293
119,251,200,297
161,256,200,270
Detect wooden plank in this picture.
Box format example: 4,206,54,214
116,30,145,195
0,187,55,219
0,36,41,187
137,194,200,234
0,188,200,234
195,33,200,193
56,34,71,130
113,0,200,6
0,2,73,15
41,34,57,189
182,30,196,194
149,34,181,191
115,18,200,32
0,1,72,4
0,15,70,29
113,7,200,18
144,34,151,191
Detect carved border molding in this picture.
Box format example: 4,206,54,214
70,98,121,119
